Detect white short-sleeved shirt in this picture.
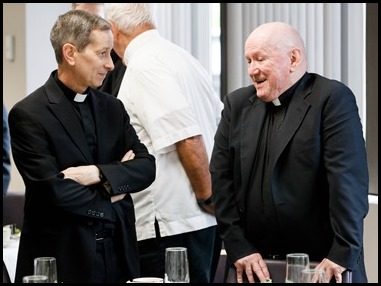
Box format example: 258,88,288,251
118,30,223,240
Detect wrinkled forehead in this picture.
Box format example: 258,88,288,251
245,30,272,52
245,24,293,53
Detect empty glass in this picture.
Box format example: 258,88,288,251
33,257,57,283
164,247,190,283
22,275,48,283
131,277,164,283
301,268,327,283
285,253,310,283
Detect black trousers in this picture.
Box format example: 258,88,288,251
138,220,219,283
210,230,223,283
89,224,128,283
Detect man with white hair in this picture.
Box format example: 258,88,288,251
210,22,368,283
104,3,223,283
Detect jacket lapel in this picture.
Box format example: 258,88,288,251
45,75,94,163
273,75,312,162
240,74,312,195
241,97,267,194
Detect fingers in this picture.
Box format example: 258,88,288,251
233,253,271,283
253,264,270,283
239,263,269,283
238,269,256,283
121,150,135,162
334,266,344,283
235,269,244,283
319,259,345,283
111,193,126,203
334,272,342,283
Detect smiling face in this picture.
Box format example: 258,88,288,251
61,29,115,92
73,29,115,90
244,22,307,102
51,10,115,93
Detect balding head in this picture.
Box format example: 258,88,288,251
246,22,307,70
244,22,308,102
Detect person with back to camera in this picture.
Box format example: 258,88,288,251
72,3,126,97
210,21,369,283
9,10,155,283
104,3,224,283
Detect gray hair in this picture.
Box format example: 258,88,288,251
50,9,111,64
71,3,104,10
104,3,156,36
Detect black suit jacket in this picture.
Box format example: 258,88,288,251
210,73,369,282
9,71,156,283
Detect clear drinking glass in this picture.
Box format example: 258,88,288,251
131,277,164,283
33,257,58,283
164,247,190,283
301,268,327,283
285,253,310,283
22,275,48,283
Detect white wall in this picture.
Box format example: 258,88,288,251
225,3,366,130
26,3,70,95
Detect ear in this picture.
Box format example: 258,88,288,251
62,43,77,66
289,47,301,72
108,20,122,42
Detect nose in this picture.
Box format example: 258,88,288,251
106,54,115,71
248,62,259,76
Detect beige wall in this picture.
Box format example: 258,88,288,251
3,3,26,194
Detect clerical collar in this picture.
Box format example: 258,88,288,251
270,74,305,107
53,71,90,102
74,93,87,102
272,98,281,106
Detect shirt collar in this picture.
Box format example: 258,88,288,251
53,71,90,102
270,73,306,107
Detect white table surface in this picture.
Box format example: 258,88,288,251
3,236,20,283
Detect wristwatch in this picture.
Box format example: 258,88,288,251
197,195,213,207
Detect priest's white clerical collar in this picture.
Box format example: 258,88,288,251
272,98,281,106
74,93,87,102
